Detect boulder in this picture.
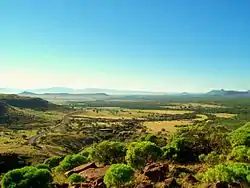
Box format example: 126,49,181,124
164,178,180,188
143,163,169,182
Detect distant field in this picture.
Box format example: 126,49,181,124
162,102,224,109
195,114,208,121
213,113,236,118
144,120,192,132
69,108,194,120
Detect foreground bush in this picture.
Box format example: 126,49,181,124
228,146,250,162
1,166,52,188
90,141,127,164
36,164,51,171
55,154,88,172
104,164,134,188
44,156,62,168
228,123,250,147
126,141,162,169
198,151,222,165
68,173,86,184
201,163,250,184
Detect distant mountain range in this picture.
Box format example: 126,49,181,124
1,87,250,97
1,87,166,95
206,89,250,97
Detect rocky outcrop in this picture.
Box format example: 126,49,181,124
143,163,169,182
164,177,180,188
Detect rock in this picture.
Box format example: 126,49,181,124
215,181,228,188
91,177,106,188
184,174,199,184
143,163,169,182
79,166,110,181
135,181,153,188
65,162,97,176
164,178,180,188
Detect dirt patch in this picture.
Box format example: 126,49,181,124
144,120,192,133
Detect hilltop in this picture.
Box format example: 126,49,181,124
0,94,58,110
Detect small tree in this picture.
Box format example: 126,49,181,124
104,164,134,188
68,173,86,184
1,166,52,188
91,141,127,164
126,141,162,169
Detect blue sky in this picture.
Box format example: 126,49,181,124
0,0,250,92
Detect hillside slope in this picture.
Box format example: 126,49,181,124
0,94,58,110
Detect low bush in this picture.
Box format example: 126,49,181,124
68,173,85,184
1,166,52,188
104,164,134,188
198,151,221,165
36,164,51,171
90,141,127,164
228,123,250,147
201,163,250,184
126,141,162,169
55,154,88,172
44,156,62,168
228,146,250,162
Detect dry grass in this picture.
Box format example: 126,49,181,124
144,120,192,133
213,113,236,118
0,130,39,154
138,109,192,114
195,114,208,121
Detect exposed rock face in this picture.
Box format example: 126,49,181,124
164,177,180,188
65,162,97,177
143,163,169,182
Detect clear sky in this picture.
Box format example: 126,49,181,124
0,0,250,92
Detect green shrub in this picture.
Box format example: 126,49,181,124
1,166,52,188
79,145,96,161
104,164,134,188
126,141,162,169
228,146,250,162
202,163,250,184
36,164,51,171
162,136,193,162
68,173,85,184
138,133,167,147
56,154,88,172
228,123,250,147
91,141,127,164
44,156,62,168
198,151,221,165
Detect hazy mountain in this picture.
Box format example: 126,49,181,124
22,87,166,95
206,89,250,96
